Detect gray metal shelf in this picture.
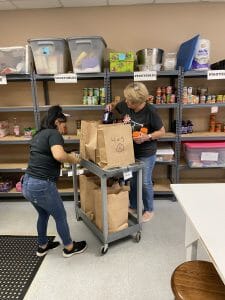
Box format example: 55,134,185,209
182,103,225,109
0,106,34,112
38,105,105,111
74,159,144,254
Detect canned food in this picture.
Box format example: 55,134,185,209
88,88,93,97
99,87,105,98
187,87,192,95
83,88,88,97
92,96,98,105
82,96,88,105
166,86,172,94
93,88,100,97
87,96,92,105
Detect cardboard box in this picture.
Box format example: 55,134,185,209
109,52,135,72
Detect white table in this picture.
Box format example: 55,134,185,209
171,183,225,284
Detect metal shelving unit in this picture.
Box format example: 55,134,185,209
178,69,225,184
107,70,181,196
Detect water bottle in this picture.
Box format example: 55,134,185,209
102,107,113,124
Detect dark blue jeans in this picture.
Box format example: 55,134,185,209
130,154,156,212
22,174,72,246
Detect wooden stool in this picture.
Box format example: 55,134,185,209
171,260,225,300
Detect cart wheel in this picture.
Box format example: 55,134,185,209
135,231,141,243
100,244,109,255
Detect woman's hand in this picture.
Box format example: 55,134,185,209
133,133,150,144
123,114,131,124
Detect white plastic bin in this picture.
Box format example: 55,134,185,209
67,36,106,73
0,45,32,74
28,38,68,74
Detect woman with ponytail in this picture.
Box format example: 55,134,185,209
22,105,87,258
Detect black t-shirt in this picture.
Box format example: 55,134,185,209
115,101,163,157
26,129,64,181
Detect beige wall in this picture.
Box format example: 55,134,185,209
0,3,225,62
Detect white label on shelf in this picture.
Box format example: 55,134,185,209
201,152,218,161
123,170,133,180
68,170,73,177
207,70,225,80
134,71,157,81
0,76,7,85
211,106,218,114
54,73,77,83
77,169,84,175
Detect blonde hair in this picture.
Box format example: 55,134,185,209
124,82,149,105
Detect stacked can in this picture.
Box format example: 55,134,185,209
82,87,105,105
155,86,175,104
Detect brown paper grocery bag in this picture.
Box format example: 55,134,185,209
96,123,135,169
94,187,129,233
80,120,100,161
79,174,100,220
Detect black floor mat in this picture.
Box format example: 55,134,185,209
0,235,54,300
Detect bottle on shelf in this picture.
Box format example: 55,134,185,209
13,117,20,137
102,107,113,124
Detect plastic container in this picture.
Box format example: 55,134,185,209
67,36,106,73
0,45,32,74
28,38,68,74
183,142,225,168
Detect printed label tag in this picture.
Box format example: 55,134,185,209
0,76,7,85
123,170,133,180
207,70,225,80
134,71,157,81
54,73,77,83
201,152,218,161
68,170,73,177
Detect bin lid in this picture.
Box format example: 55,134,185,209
184,142,225,149
28,38,66,43
67,36,107,47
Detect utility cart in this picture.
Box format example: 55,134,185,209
73,159,144,255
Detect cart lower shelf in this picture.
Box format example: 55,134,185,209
77,208,142,255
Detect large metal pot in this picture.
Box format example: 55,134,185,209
136,48,164,71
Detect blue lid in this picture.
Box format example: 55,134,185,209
176,34,200,71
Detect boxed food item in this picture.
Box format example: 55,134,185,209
68,36,106,73
28,38,68,74
0,120,9,137
183,142,225,168
0,45,32,74
109,51,135,72
156,144,174,162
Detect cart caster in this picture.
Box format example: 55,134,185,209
134,231,141,243
100,244,109,255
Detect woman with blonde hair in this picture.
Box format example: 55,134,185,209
109,82,165,222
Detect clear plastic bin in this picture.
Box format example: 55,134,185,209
183,142,225,168
67,36,106,73
0,45,32,74
28,38,68,74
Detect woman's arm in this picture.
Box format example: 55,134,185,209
51,145,80,164
133,126,165,144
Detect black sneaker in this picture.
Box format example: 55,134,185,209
36,241,60,257
63,241,87,258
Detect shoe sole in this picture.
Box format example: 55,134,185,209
63,244,88,258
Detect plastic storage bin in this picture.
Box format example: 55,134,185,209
67,36,106,73
183,142,225,168
0,45,32,74
28,38,68,74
